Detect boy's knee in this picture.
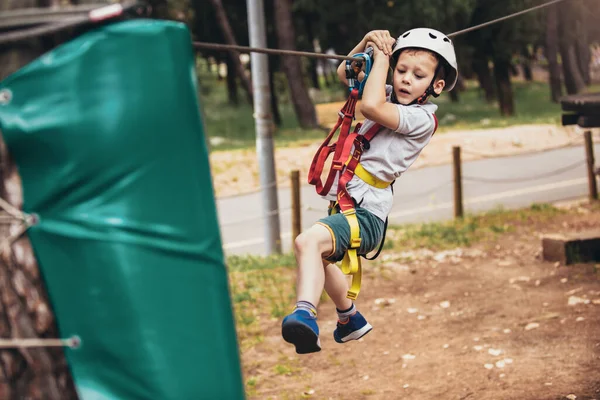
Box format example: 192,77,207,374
294,231,310,253
294,225,333,256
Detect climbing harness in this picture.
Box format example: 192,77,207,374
308,48,391,301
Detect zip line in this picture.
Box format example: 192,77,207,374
192,0,571,61
0,1,145,45
0,0,571,56
447,0,567,37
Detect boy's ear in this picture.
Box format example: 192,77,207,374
433,79,446,95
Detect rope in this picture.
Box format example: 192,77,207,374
0,336,80,349
218,176,290,199
192,0,570,59
463,160,586,183
0,214,23,224
220,206,291,227
0,18,89,46
0,3,110,30
459,132,588,159
192,42,362,62
0,1,146,46
0,197,26,220
399,180,452,198
0,197,36,253
447,0,568,38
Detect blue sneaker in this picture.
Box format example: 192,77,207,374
333,311,372,343
281,310,321,354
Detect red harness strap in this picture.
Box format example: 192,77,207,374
336,122,382,211
308,88,360,196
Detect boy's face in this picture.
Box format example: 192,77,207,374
392,50,445,105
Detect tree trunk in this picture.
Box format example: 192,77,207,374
575,37,591,86
0,5,79,399
560,42,586,94
493,57,515,116
321,60,331,87
573,2,591,86
303,14,320,90
545,4,563,103
450,75,465,102
449,76,461,102
207,0,254,105
225,56,239,105
268,56,282,127
521,47,533,81
558,1,586,94
472,56,495,102
273,0,318,129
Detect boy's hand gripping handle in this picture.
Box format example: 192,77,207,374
345,47,373,96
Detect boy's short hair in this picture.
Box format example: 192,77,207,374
393,47,448,82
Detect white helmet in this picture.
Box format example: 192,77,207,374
392,28,458,91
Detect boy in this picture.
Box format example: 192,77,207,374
281,28,458,354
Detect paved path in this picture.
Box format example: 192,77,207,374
217,143,600,256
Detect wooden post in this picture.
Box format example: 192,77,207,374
584,130,598,202
453,146,464,218
291,170,301,244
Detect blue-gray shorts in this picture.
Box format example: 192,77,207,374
317,204,385,263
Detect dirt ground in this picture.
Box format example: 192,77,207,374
241,201,600,400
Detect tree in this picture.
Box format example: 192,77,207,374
466,0,547,116
465,2,497,104
558,1,586,94
0,2,79,399
573,0,591,85
205,0,254,105
519,46,533,81
300,12,320,90
272,0,318,129
225,55,239,105
545,3,562,102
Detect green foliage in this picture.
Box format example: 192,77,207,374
435,80,559,130
465,0,546,62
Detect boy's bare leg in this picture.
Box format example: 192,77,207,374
323,261,353,311
294,224,335,308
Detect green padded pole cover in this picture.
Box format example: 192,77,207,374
0,19,245,400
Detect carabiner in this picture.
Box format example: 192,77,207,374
345,47,373,96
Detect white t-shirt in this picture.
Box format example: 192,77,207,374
325,85,438,221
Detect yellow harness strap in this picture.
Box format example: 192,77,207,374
331,164,392,300
341,208,362,300
354,163,391,189
329,204,362,300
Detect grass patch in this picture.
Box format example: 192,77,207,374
228,262,296,349
434,81,600,131
227,253,297,272
387,203,564,251
273,357,301,376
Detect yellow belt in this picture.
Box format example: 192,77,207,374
332,163,391,300
354,163,391,189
